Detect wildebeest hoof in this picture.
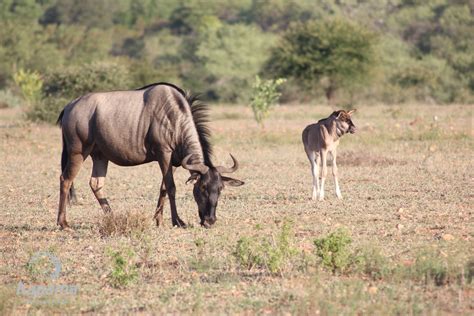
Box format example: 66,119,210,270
172,219,187,228
58,222,71,231
201,221,212,229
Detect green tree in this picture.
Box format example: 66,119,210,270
267,18,377,104
196,22,276,102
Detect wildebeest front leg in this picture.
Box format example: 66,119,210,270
159,155,187,228
332,149,342,199
154,180,167,227
319,150,328,201
89,156,112,213
58,153,84,229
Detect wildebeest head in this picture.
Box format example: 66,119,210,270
333,109,357,134
182,154,244,228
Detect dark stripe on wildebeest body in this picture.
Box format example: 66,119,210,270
56,82,244,230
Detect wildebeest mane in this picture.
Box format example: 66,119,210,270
137,82,214,166
317,110,342,124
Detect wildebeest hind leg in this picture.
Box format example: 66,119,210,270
89,156,112,213
154,180,167,227
58,153,84,229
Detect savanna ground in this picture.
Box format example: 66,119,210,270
0,103,473,315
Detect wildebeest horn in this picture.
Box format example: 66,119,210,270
216,154,239,174
181,154,209,174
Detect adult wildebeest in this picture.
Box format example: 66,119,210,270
56,82,244,229
302,109,356,201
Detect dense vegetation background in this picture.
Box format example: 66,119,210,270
0,0,472,122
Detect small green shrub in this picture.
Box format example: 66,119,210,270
314,228,352,274
352,246,391,280
234,236,263,270
107,248,138,288
234,221,298,275
249,75,286,128
13,69,43,107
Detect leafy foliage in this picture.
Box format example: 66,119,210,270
28,62,131,123
267,18,377,103
0,0,471,120
196,23,277,102
249,76,286,127
352,245,391,280
13,69,43,106
314,228,352,273
107,248,138,288
234,221,298,275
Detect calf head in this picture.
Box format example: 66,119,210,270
182,154,244,228
333,109,357,135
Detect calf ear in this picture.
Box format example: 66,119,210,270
222,176,245,187
347,109,357,116
186,173,200,184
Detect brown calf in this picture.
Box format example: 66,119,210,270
302,110,356,200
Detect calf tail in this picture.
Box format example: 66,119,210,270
58,111,77,204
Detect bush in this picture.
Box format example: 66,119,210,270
28,62,131,123
352,245,391,280
314,228,352,274
249,76,286,128
234,221,298,275
13,69,43,107
107,248,138,288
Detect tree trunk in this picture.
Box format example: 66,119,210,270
325,82,337,105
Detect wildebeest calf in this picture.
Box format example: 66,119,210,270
302,109,356,201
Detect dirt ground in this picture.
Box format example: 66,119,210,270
1,103,473,315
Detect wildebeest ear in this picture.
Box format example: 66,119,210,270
186,173,200,184
347,109,357,116
221,176,245,187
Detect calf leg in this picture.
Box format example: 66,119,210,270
332,149,342,199
89,156,111,213
306,150,320,200
58,153,84,229
319,150,328,201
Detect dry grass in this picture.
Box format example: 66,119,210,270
0,104,473,314
98,210,151,238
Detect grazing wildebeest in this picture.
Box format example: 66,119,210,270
56,82,244,229
302,109,356,201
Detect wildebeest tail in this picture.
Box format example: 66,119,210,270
58,112,77,204
56,109,64,127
